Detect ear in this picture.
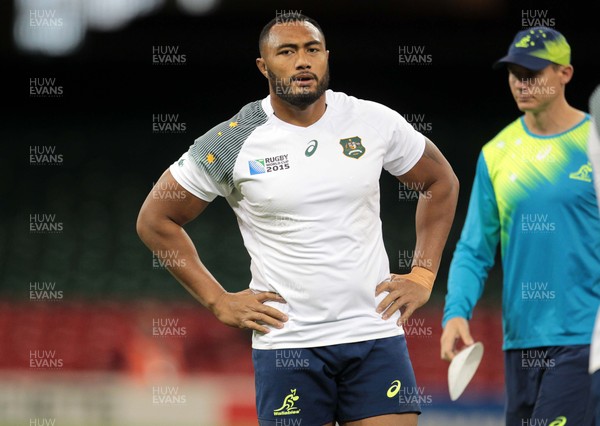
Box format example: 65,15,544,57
256,57,269,79
559,64,574,84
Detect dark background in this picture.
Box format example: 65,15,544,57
1,0,598,307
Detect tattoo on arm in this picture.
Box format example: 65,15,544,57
422,138,444,166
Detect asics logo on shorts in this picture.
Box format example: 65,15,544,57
386,379,402,398
549,417,567,426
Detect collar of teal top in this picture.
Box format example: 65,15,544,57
520,113,590,139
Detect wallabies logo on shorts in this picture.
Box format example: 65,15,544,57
273,388,301,416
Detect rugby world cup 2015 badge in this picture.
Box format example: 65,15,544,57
340,136,365,159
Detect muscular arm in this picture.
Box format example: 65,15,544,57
137,169,223,307
376,138,459,323
136,169,287,333
399,138,459,275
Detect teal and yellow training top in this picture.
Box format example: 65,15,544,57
443,115,600,350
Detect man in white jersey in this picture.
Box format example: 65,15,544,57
137,13,459,426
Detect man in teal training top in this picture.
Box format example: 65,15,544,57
441,27,600,425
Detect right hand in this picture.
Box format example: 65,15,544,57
211,289,288,334
440,317,474,361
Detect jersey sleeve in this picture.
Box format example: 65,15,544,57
442,152,500,326
170,152,230,202
382,112,426,176
169,100,268,202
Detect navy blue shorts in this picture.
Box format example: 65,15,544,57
592,370,600,426
252,335,421,425
505,345,595,426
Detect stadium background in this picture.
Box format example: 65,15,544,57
1,0,598,424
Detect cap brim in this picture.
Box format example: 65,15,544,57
492,54,553,71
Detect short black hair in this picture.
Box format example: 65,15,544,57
258,13,325,54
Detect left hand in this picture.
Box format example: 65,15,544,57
375,273,431,326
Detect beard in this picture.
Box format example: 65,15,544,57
268,67,330,108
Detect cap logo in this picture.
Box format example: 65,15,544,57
515,29,548,48
515,35,533,48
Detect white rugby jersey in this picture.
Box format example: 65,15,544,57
170,90,426,349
